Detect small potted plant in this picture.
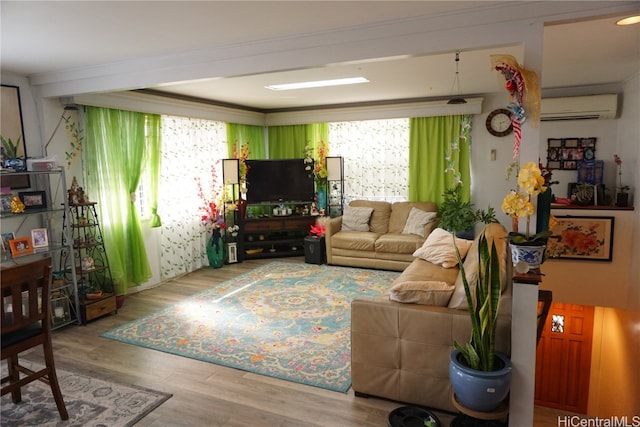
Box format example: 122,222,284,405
439,183,496,239
1,135,26,171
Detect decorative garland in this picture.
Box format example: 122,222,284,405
445,115,471,185
490,54,540,159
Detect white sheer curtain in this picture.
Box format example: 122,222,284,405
328,119,409,202
158,115,227,279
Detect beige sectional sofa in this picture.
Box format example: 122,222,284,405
350,223,513,413
324,200,439,271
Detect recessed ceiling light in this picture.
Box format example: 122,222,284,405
616,16,640,25
265,77,369,91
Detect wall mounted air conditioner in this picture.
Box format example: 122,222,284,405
540,94,619,121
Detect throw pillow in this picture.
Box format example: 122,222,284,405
388,280,455,306
341,205,374,232
401,208,437,237
412,227,473,268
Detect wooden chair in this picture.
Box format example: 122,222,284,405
1,257,68,420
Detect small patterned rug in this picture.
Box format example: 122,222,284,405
0,363,172,426
103,262,398,392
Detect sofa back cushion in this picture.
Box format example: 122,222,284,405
448,222,512,310
341,205,374,231
388,201,438,234
349,200,391,234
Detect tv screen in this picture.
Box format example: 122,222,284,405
245,159,315,204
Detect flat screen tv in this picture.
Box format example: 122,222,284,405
245,159,315,204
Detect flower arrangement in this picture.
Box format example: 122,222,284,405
614,154,629,193
501,161,550,244
304,141,328,185
309,223,326,237
233,141,251,192
196,164,226,233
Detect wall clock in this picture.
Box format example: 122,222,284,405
486,108,513,137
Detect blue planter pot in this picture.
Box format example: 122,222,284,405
510,243,546,269
449,350,512,412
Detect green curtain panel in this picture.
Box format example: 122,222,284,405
268,124,307,159
306,123,329,155
267,124,328,159
148,115,162,227
408,115,471,205
226,123,265,159
85,106,160,294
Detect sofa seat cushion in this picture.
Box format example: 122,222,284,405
393,257,460,288
375,233,424,254
388,256,459,305
389,280,455,306
331,231,380,252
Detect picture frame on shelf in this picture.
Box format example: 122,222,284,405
31,228,49,248
0,194,12,213
50,292,71,327
0,84,29,189
18,190,47,209
9,236,33,257
546,216,614,262
1,232,15,252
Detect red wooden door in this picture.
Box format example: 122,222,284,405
535,302,594,414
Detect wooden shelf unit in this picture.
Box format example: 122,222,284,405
240,215,317,261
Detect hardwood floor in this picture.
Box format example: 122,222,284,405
36,258,574,426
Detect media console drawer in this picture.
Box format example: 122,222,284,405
243,216,316,232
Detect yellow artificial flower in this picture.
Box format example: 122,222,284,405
501,191,533,218
517,162,547,196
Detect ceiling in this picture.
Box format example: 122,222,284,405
1,1,639,111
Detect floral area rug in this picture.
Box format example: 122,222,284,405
102,262,399,392
1,362,172,426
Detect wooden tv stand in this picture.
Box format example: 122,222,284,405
239,215,317,261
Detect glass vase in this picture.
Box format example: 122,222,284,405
206,229,226,268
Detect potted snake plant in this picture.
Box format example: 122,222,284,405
448,226,512,412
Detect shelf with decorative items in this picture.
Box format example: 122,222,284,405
325,156,344,218
61,179,116,324
0,168,80,330
239,212,318,260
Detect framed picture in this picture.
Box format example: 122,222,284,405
50,292,71,326
18,190,47,209
31,228,49,248
0,194,12,213
0,84,29,189
547,216,614,262
546,138,597,171
1,232,15,252
9,236,33,257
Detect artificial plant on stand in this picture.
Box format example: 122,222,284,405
501,162,552,270
305,141,328,213
196,164,227,269
234,141,250,219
